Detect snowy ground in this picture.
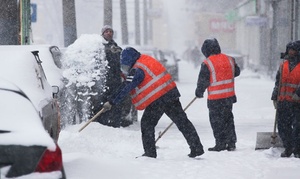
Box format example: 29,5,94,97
58,61,300,179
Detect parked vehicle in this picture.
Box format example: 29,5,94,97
127,45,180,80
223,49,245,70
162,50,180,81
137,47,165,62
0,79,65,178
0,45,62,141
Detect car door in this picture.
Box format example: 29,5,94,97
31,50,61,142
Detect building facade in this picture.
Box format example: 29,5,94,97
232,0,300,74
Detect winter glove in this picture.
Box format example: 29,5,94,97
273,100,277,109
102,101,112,112
292,93,300,100
196,95,203,99
195,90,203,98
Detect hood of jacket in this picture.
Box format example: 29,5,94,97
201,38,221,58
120,47,141,67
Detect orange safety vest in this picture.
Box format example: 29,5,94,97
278,60,300,102
204,54,235,100
130,54,176,110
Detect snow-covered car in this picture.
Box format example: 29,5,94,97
162,50,180,81
223,49,245,70
0,79,66,178
129,45,165,63
128,46,180,81
0,45,62,141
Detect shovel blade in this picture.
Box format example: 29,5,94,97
255,132,283,150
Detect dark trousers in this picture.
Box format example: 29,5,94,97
140,98,203,156
208,104,237,146
277,103,300,151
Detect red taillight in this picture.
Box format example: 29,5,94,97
35,144,63,173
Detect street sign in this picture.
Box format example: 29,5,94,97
31,3,37,22
245,16,268,26
210,19,235,33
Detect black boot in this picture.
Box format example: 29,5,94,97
188,148,204,158
208,144,226,152
226,143,236,151
293,149,300,158
280,148,293,157
142,153,157,158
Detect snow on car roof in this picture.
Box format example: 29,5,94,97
0,46,53,112
0,45,63,87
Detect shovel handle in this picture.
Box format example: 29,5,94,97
78,108,105,132
271,110,278,144
271,62,283,144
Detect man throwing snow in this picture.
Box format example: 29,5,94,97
91,25,125,127
102,47,204,158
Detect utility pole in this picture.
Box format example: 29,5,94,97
20,0,31,45
0,0,19,45
104,0,112,26
148,0,152,43
135,0,141,45
269,0,280,73
120,0,128,44
63,0,77,47
293,0,299,40
143,0,148,45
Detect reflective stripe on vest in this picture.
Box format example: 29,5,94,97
131,55,176,110
279,60,300,102
204,54,235,100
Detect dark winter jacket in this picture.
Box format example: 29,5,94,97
271,57,300,101
271,41,300,110
102,38,123,99
196,38,240,108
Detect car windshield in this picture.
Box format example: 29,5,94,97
163,51,177,65
141,50,157,58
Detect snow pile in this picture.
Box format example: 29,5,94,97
62,34,107,89
60,34,108,124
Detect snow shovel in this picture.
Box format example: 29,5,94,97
155,97,197,144
255,62,283,150
78,108,105,132
254,109,283,150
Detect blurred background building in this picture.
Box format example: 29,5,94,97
0,0,299,75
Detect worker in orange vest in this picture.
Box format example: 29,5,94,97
195,38,240,152
102,47,204,158
272,41,300,158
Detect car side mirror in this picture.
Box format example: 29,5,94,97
52,85,59,98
